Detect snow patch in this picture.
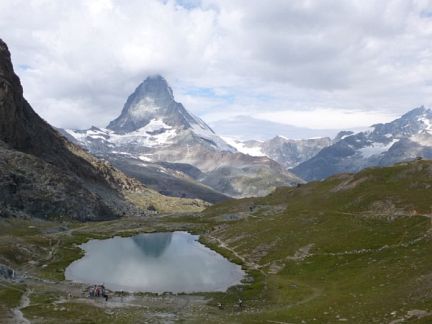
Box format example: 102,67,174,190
110,119,177,147
111,151,134,156
359,139,399,158
339,134,350,140
222,137,267,157
419,117,432,133
139,155,153,162
67,119,178,150
66,128,110,142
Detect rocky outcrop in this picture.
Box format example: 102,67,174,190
0,263,15,279
0,140,127,220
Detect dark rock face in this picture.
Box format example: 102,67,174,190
0,263,14,279
0,40,78,169
0,39,144,220
0,141,114,220
293,107,432,181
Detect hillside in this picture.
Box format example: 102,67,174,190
0,160,431,322
199,159,432,322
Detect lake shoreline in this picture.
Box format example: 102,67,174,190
65,231,245,294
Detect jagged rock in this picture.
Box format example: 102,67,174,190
0,263,15,279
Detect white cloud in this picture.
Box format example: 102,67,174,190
1,0,432,135
0,0,219,128
256,108,398,130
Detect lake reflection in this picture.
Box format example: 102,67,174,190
132,232,172,257
65,232,244,293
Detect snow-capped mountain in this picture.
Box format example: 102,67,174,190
223,136,332,168
293,107,432,181
67,75,233,156
65,75,302,198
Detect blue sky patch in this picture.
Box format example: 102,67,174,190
175,0,201,10
185,87,235,103
18,64,32,71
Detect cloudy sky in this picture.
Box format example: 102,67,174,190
1,0,432,139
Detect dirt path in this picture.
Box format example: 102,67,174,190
12,288,31,324
206,235,263,272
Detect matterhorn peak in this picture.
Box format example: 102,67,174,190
107,75,194,133
104,73,235,155
134,75,174,102
69,73,236,156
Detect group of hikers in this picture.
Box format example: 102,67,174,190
88,284,109,301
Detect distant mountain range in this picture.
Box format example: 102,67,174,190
64,74,432,195
223,107,432,181
64,76,302,199
293,107,432,181
223,136,332,169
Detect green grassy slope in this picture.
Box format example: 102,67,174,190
201,160,432,323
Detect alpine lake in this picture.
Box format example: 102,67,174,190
65,231,245,293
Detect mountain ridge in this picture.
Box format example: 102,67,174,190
223,135,332,168
293,106,432,181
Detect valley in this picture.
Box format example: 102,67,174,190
1,160,432,323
